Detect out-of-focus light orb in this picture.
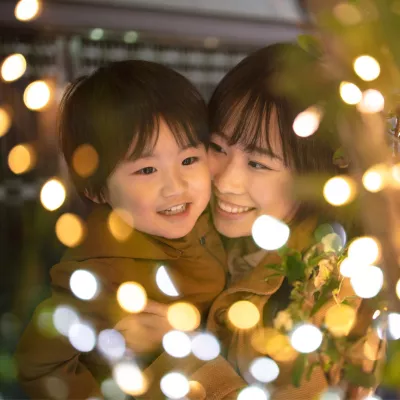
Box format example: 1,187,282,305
45,376,68,400
56,213,86,248
362,164,387,193
117,282,147,313
333,3,362,25
68,323,96,352
8,143,36,174
251,328,297,362
363,396,382,400
98,329,126,360
324,304,356,337
323,176,355,206
70,269,98,300
90,28,104,41
388,313,400,340
339,257,360,278
0,106,12,137
1,53,26,82
348,236,381,265
320,387,344,400
160,372,190,399
188,381,206,400
292,106,322,137
124,31,138,44
167,302,200,331
40,179,66,211
237,385,270,400
339,81,362,105
53,305,79,336
72,144,99,178
249,357,279,383
191,332,220,361
228,301,260,330
396,280,400,299
290,324,323,353
156,265,179,297
373,310,381,320
24,80,51,111
391,163,400,186
101,378,126,400
354,55,380,81
350,265,383,298
252,215,290,250
15,0,40,21
162,330,191,358
107,209,134,241
113,362,147,396
357,89,385,113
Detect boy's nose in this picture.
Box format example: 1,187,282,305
161,171,187,197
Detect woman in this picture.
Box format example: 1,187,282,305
121,43,375,400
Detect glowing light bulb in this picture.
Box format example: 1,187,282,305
350,265,383,298
293,106,322,137
339,81,362,105
70,269,98,300
357,89,384,113
348,236,380,265
323,176,356,206
160,372,189,399
23,80,51,111
40,179,66,211
156,265,179,296
56,213,86,247
15,0,41,21
8,143,36,174
167,302,200,331
1,54,26,82
354,55,380,81
252,215,290,250
228,301,260,330
290,324,323,353
117,282,147,313
249,357,279,383
162,330,191,358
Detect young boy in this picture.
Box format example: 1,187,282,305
15,60,227,399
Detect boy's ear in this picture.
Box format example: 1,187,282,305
83,189,107,204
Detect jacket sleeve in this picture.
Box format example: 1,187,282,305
138,352,246,400
15,260,129,400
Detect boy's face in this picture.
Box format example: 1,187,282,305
105,119,211,239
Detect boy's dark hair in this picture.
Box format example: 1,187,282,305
59,60,208,204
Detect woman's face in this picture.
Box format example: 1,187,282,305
208,109,298,238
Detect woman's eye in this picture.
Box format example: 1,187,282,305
209,142,226,154
135,167,157,175
182,156,199,166
248,161,273,171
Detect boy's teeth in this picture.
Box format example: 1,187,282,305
161,203,187,215
217,200,251,214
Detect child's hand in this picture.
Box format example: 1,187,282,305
114,301,171,354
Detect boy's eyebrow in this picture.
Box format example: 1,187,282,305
130,143,200,161
212,131,282,161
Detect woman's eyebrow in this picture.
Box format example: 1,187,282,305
245,146,282,161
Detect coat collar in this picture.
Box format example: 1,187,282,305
62,205,213,262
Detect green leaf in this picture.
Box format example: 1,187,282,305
311,277,340,316
296,34,322,57
292,354,307,387
264,273,284,282
286,254,306,283
265,263,284,273
325,338,340,363
344,364,377,388
306,361,320,381
307,254,328,268
277,245,290,257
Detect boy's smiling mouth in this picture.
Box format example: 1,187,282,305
158,203,191,216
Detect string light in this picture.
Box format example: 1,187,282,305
227,301,260,330
8,143,36,175
167,302,200,331
56,213,86,248
72,144,99,178
40,178,66,211
362,164,388,192
354,55,381,81
348,236,381,265
156,265,179,297
191,332,220,361
68,322,96,352
97,329,126,360
339,81,362,105
117,282,147,313
292,106,322,137
350,265,383,298
24,80,51,111
249,357,279,383
113,362,147,396
290,324,323,353
1,54,26,82
0,106,12,137
252,215,290,250
324,304,356,337
160,372,190,399
323,176,356,206
107,209,134,241
162,330,191,358
70,269,98,301
15,0,41,21
357,89,385,113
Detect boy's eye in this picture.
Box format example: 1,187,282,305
209,142,226,154
182,156,199,166
248,161,274,171
135,167,157,175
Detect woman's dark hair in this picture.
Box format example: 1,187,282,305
209,43,359,234
59,60,208,204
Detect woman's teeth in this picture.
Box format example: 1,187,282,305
217,199,252,214
160,203,187,215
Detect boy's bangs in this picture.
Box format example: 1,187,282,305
213,91,283,160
